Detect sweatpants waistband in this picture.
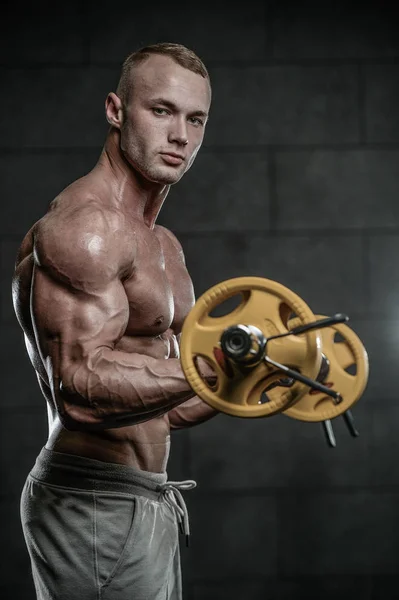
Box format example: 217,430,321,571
29,447,168,500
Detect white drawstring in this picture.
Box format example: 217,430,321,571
159,480,197,546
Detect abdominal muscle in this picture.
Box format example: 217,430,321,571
45,331,178,473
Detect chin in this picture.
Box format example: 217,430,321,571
147,166,185,185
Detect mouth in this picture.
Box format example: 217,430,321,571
160,152,185,166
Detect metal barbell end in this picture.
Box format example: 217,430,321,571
220,324,266,366
322,419,337,448
342,409,359,437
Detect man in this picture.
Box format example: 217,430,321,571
12,42,218,600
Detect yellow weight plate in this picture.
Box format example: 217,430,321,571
180,277,322,418
284,315,369,422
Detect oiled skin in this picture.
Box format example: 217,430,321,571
12,55,217,473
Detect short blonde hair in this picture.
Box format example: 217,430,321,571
116,42,210,104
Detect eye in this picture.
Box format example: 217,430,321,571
189,117,204,127
153,107,170,116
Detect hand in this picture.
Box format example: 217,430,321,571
196,357,218,387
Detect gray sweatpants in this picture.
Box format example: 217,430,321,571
20,447,196,600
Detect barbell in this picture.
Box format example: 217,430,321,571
180,277,369,445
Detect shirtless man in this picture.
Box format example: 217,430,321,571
12,43,218,600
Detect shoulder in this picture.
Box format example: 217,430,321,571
15,224,35,267
34,198,133,290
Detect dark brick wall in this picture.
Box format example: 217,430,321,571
1,1,399,598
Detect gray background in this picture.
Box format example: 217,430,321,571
1,1,399,598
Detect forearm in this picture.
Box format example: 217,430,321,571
56,348,197,430
168,396,220,430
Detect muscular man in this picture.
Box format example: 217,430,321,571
12,43,218,600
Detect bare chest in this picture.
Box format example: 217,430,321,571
122,227,195,338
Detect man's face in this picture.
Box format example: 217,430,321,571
119,54,211,185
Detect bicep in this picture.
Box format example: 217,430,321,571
31,210,132,377
31,263,129,382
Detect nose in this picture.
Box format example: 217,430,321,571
168,117,188,146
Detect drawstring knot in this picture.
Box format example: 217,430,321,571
159,480,196,546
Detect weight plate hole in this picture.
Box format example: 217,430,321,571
281,303,298,329
345,363,357,376
209,293,244,318
334,331,346,343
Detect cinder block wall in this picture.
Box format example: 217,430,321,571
1,2,399,599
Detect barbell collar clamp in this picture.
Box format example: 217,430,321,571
284,313,350,338
264,356,342,403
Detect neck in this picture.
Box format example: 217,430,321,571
94,128,170,229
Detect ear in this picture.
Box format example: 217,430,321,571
105,92,123,128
